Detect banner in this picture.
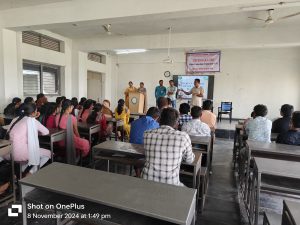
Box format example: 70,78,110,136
186,51,221,73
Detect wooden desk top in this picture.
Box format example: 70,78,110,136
254,157,300,179
77,122,100,129
189,135,211,146
247,140,300,157
284,200,300,225
47,128,65,136
0,139,11,148
20,162,196,225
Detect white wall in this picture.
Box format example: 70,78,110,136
113,48,300,120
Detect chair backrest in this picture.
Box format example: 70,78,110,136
221,102,232,112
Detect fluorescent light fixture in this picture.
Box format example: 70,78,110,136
241,1,300,11
114,49,147,54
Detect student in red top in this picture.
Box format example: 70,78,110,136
42,102,57,129
87,103,112,142
78,99,93,123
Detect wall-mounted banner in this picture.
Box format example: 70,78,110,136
186,51,221,73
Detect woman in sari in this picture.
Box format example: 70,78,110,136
124,81,137,108
137,82,147,113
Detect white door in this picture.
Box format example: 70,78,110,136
87,71,102,102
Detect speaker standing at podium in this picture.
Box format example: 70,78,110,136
137,82,147,113
124,81,137,108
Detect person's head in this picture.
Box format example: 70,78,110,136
12,97,21,108
194,79,200,88
250,111,255,118
179,103,190,115
280,104,294,117
139,82,144,88
253,104,268,117
71,97,78,107
36,93,45,101
291,111,300,129
103,99,111,108
146,107,160,120
87,103,103,124
167,98,172,107
160,108,179,128
61,99,73,115
61,96,66,101
24,97,34,104
43,102,57,125
157,97,168,110
191,106,202,119
79,97,87,106
117,99,125,115
169,80,174,87
159,80,163,86
202,100,213,111
56,97,63,106
83,99,94,110
129,81,133,87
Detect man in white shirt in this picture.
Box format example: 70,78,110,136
181,79,204,106
245,104,272,143
167,80,178,108
182,106,211,137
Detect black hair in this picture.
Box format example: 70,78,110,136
80,99,93,118
195,79,200,83
292,111,300,128
56,97,62,105
146,107,160,119
169,80,174,83
191,106,202,119
12,97,21,104
117,99,125,115
251,111,255,118
8,103,37,134
61,96,66,101
140,82,144,85
159,80,163,83
92,100,97,106
129,81,133,85
167,98,172,105
79,97,87,106
4,97,22,116
71,97,78,107
58,99,72,128
24,97,34,104
179,103,190,114
281,104,294,117
253,104,268,117
160,108,179,128
42,102,57,126
87,103,102,124
202,100,213,110
36,93,45,100
157,97,168,110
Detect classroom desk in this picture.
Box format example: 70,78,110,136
20,162,197,225
0,114,15,125
271,133,279,142
282,200,300,225
106,118,125,141
251,157,300,225
233,124,244,170
189,135,212,171
39,128,66,162
92,141,202,189
77,122,101,144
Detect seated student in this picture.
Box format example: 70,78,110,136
56,100,90,157
201,100,217,131
102,99,113,119
6,103,50,174
182,106,211,136
130,107,160,144
42,102,57,129
157,97,169,112
276,111,300,145
87,103,112,142
245,104,272,143
78,99,93,123
178,103,192,127
71,97,79,117
55,97,64,114
115,99,131,138
4,97,22,117
272,104,294,134
77,97,87,111
36,93,48,111
142,108,195,186
17,97,34,117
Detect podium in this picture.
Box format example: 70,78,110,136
129,92,145,114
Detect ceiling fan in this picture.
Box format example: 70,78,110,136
102,24,125,36
248,9,300,25
162,27,173,64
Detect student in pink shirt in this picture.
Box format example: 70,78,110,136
78,99,94,123
201,100,217,131
42,102,57,129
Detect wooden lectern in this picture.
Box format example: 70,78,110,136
129,92,145,114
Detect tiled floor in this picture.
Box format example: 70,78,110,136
0,138,242,225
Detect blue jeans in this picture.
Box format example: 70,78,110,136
171,100,176,108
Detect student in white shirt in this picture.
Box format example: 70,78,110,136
182,106,211,137
167,80,178,108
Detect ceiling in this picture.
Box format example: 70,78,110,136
49,7,300,39
0,0,70,10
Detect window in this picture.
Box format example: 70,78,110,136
22,31,62,52
88,52,105,64
23,62,60,96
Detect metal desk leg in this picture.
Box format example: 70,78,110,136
255,172,261,225
50,137,54,163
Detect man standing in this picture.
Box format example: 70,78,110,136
167,80,178,108
181,79,204,107
142,108,195,186
155,80,167,105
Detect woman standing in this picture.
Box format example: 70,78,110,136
137,82,147,113
124,81,137,108
114,99,131,138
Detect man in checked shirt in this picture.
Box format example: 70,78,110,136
141,107,195,186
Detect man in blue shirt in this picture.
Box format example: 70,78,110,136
130,107,160,144
155,80,167,105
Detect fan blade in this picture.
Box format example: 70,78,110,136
248,17,265,21
278,12,300,20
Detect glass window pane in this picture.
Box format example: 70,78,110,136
42,66,59,95
23,64,41,95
